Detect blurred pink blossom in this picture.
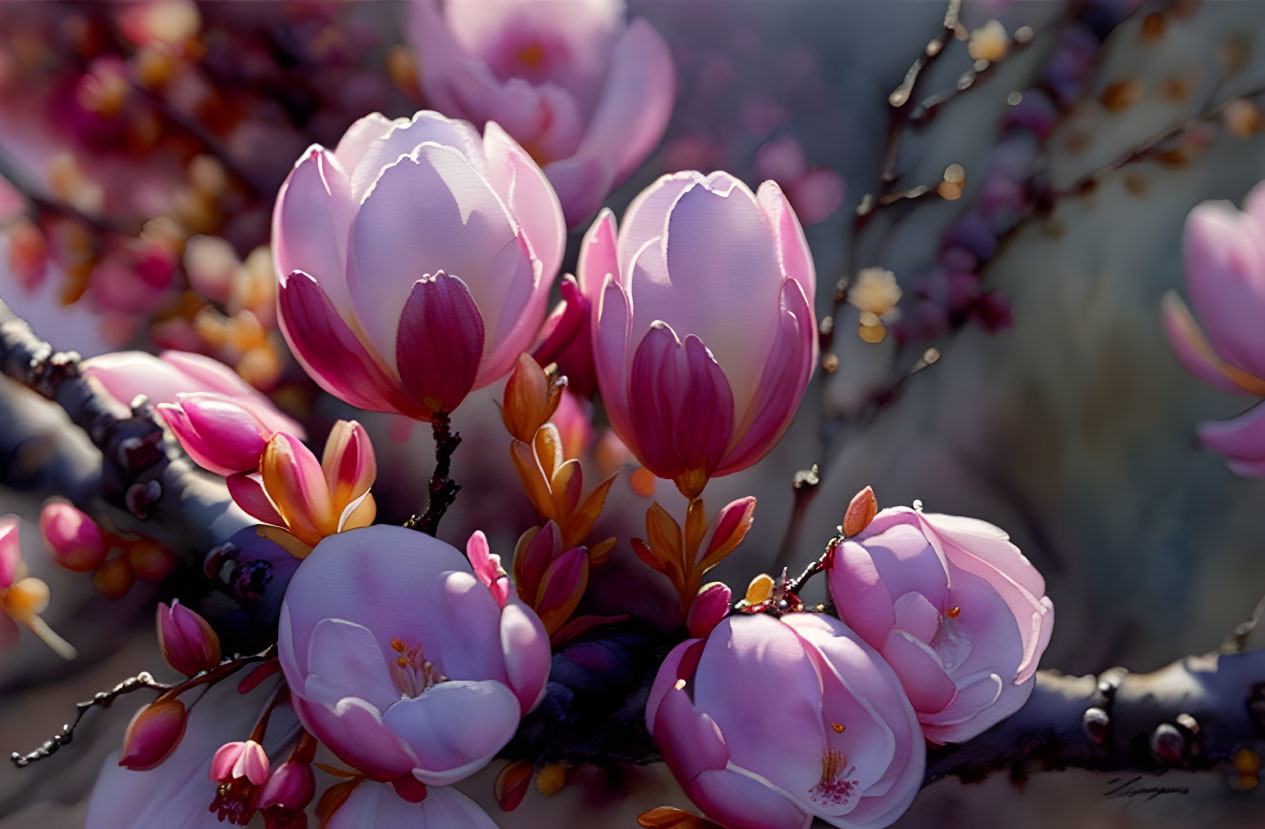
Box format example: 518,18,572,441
408,0,675,226
1163,182,1265,475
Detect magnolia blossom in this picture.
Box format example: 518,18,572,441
646,613,924,829
409,0,675,226
828,508,1054,744
272,110,565,420
1163,182,1265,475
582,171,817,497
277,525,550,786
82,350,304,442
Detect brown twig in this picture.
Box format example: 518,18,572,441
404,411,463,536
911,25,1037,125
8,671,171,768
0,143,137,236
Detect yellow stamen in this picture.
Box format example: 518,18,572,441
831,722,846,733
947,606,961,618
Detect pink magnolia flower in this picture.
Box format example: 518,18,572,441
646,613,924,829
277,525,550,786
324,781,497,829
408,0,675,226
271,110,565,420
828,507,1054,744
582,171,817,497
82,350,303,438
1163,182,1265,475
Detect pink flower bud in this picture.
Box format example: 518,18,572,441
39,501,106,572
585,173,817,497
156,393,272,476
209,740,270,825
156,600,221,676
118,698,187,771
407,3,675,226
685,582,731,639
258,760,316,815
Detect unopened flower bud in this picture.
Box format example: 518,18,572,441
93,556,134,599
1149,722,1185,764
157,600,221,676
494,759,534,813
686,582,731,638
536,763,567,796
39,502,106,572
118,698,187,770
502,353,561,441
258,760,316,817
842,486,878,537
126,537,176,582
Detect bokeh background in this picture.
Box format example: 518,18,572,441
2,1,1265,827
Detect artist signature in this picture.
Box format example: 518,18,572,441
1103,775,1189,802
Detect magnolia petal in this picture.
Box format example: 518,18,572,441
395,272,485,414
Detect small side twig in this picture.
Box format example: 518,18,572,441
784,534,841,597
772,464,821,573
8,671,170,768
405,411,462,536
911,25,1037,125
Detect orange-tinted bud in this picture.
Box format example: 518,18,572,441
119,698,188,770
126,538,176,582
93,556,134,599
493,759,533,813
502,353,563,442
842,486,878,537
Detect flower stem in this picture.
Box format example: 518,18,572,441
405,412,462,536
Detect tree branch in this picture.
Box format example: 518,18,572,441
404,411,462,536
925,650,1265,786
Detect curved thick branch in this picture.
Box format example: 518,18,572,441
0,301,284,648
924,651,1265,786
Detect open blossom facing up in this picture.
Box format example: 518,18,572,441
583,171,817,497
409,0,675,226
1163,181,1265,475
277,525,550,786
828,507,1054,744
646,613,924,829
272,110,565,420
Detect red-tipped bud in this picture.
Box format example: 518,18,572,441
686,582,732,638
118,698,187,770
503,353,560,441
842,486,878,537
512,522,564,602
494,759,534,812
157,600,221,676
321,420,377,516
697,497,757,571
39,501,106,572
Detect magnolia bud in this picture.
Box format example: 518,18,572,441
157,600,221,676
494,759,534,812
842,486,878,537
502,353,561,441
118,698,187,770
39,502,106,572
258,760,316,813
93,556,133,599
686,582,731,638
